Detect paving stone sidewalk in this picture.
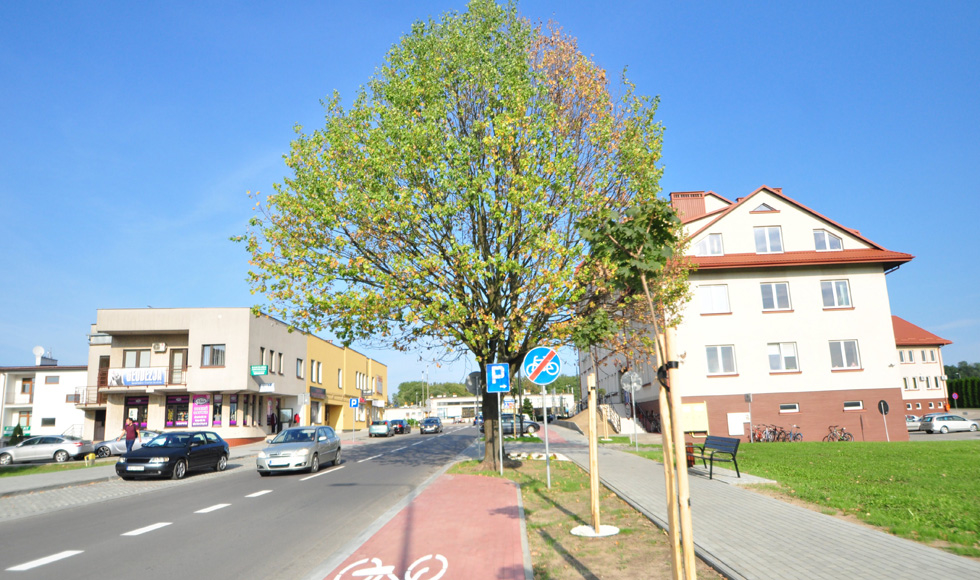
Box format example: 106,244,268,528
512,426,980,580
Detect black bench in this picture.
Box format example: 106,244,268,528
690,435,740,480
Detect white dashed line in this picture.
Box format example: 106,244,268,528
358,454,382,463
246,490,273,498
300,466,344,481
7,551,83,571
392,447,407,452
122,522,172,536
195,503,230,514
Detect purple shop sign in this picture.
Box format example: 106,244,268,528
191,394,211,428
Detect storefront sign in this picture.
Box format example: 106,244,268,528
2,426,30,436
259,383,275,392
310,387,326,399
191,394,211,427
250,365,269,376
108,368,167,386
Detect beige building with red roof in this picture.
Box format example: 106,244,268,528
892,316,952,414
582,185,917,442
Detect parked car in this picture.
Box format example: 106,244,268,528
0,435,95,465
116,431,229,480
390,419,411,434
419,417,443,434
474,415,484,427
256,426,341,476
905,415,921,431
479,414,541,436
94,430,161,457
369,420,394,437
918,414,979,434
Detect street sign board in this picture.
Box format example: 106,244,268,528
487,363,511,393
620,371,641,393
878,400,889,415
953,392,959,400
522,346,561,385
250,365,268,376
349,398,359,408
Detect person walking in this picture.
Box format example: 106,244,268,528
122,418,141,453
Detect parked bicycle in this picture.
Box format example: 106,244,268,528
783,424,803,442
822,425,853,442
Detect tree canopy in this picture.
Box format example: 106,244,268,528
393,380,469,406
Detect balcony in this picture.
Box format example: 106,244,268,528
74,386,108,408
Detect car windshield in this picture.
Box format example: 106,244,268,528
271,429,316,444
144,434,190,448
372,421,386,426
422,419,438,424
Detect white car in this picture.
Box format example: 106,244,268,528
918,414,979,434
94,430,160,457
905,415,921,431
0,435,95,464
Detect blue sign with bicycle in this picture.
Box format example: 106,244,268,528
487,363,510,393
522,346,561,385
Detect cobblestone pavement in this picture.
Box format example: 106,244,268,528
0,461,249,523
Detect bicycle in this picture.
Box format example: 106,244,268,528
334,554,448,580
784,424,803,442
822,425,853,442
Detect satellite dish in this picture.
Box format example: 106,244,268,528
32,346,45,357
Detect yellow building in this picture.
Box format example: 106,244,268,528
305,335,387,432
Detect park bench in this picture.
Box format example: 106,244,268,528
690,435,740,480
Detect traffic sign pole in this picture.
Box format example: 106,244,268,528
542,383,551,489
497,392,503,476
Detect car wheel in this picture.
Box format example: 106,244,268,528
309,453,319,473
332,448,342,466
0,453,11,465
96,446,112,458
172,459,187,480
971,424,978,432
940,426,949,434
54,450,69,463
215,454,228,472
526,426,537,435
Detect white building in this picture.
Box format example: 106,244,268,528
1,349,87,444
581,186,915,442
892,316,951,414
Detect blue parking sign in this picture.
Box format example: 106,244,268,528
349,398,359,408
487,363,511,393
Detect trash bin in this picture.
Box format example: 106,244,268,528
685,442,695,468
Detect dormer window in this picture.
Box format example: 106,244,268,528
694,233,724,256
814,229,843,251
752,203,777,212
754,226,783,253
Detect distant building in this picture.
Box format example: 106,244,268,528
1,348,87,444
892,316,951,414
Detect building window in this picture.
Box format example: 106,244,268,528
44,376,60,384
754,226,783,253
899,351,909,363
706,345,736,375
202,344,226,367
699,285,730,314
694,234,724,256
813,229,843,251
903,377,910,390
297,358,304,379
317,362,322,384
829,340,861,369
843,400,864,411
123,349,151,368
270,350,276,373
911,377,918,389
229,395,238,427
929,350,937,362
260,347,266,366
768,343,799,372
17,411,31,427
752,203,777,212
278,353,284,375
779,403,799,413
928,402,934,409
166,395,190,427
41,417,56,427
906,403,911,410
212,395,223,427
906,349,915,362
760,282,791,311
338,369,343,389
821,280,852,308
923,376,931,389
21,378,32,394
915,402,921,410
311,359,316,381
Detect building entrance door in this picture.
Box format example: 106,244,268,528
94,410,106,442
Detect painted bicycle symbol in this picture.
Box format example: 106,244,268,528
524,355,559,376
334,554,448,580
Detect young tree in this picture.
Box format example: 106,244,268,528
238,0,665,469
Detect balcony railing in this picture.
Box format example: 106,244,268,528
103,366,186,388
75,386,108,406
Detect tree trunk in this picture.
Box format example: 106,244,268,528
480,390,502,471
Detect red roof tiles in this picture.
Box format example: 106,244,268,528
892,316,952,346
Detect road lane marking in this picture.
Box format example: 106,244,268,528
300,466,345,481
358,454,382,463
392,447,407,452
195,503,230,514
7,551,83,571
246,490,273,498
122,522,172,536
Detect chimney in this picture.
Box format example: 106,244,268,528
669,191,707,221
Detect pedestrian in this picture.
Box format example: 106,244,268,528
122,418,140,453
293,412,300,426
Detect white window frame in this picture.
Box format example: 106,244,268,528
754,226,783,254
843,400,864,411
760,282,791,311
829,340,861,370
337,369,343,390
296,358,304,379
929,350,937,362
699,284,730,314
694,233,724,256
778,403,800,413
915,402,922,410
903,377,910,390
821,280,852,308
705,345,737,375
768,342,799,372
813,229,843,251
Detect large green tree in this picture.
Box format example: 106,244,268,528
239,0,665,469
393,381,469,407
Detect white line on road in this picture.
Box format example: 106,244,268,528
195,503,231,514
7,551,83,571
246,490,273,498
358,454,382,463
392,447,407,452
122,522,172,536
300,466,345,481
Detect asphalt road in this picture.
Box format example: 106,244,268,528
0,426,477,580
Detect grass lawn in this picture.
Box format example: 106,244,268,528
734,440,980,557
0,457,115,478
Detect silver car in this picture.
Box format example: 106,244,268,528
256,426,341,475
94,430,161,457
0,435,95,464
918,414,980,434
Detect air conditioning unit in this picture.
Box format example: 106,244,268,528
152,342,167,353
941,375,948,381
919,376,927,382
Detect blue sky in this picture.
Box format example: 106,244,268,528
2,1,978,392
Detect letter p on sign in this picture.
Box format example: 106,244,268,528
487,363,511,393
